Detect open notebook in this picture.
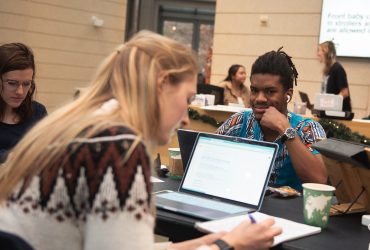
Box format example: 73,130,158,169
195,212,321,246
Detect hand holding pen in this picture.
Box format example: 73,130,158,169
248,213,256,224
220,217,281,250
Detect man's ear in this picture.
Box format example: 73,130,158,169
286,88,293,102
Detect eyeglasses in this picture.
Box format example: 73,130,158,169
2,79,34,92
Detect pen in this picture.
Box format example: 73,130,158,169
248,213,256,224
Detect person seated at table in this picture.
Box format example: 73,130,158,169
0,43,47,163
217,64,250,107
217,48,328,191
0,31,281,250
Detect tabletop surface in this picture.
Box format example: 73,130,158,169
153,177,370,250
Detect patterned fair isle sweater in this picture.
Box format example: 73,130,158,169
0,126,156,250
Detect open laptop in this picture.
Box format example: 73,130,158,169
155,133,278,220
177,129,199,171
298,91,314,110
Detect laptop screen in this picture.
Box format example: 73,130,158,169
180,133,277,207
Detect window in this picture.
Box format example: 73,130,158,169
159,5,215,83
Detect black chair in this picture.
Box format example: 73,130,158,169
197,84,224,105
0,231,35,250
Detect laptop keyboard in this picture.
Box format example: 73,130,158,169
156,192,248,213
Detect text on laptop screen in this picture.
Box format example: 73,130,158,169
181,136,275,206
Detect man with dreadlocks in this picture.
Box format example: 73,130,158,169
217,48,327,191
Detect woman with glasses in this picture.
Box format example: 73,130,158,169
0,32,280,250
0,43,47,163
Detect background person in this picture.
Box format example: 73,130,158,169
0,43,47,163
217,64,250,107
217,48,327,191
317,41,352,112
0,31,280,250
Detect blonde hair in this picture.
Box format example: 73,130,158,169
318,41,336,75
0,30,198,201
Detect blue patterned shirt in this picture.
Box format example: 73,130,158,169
216,111,326,191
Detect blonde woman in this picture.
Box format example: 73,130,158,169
317,41,352,112
0,31,280,250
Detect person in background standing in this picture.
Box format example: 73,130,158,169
0,43,47,163
317,41,352,112
217,64,250,107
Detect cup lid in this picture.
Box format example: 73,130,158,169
168,147,180,152
302,183,335,192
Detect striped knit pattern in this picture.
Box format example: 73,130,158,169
0,126,155,250
217,111,326,190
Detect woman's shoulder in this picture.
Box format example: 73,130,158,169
331,62,345,71
31,101,47,117
73,125,145,154
96,125,136,137
76,126,141,147
217,81,231,89
31,101,46,109
68,125,149,174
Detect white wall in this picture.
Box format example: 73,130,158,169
211,0,370,118
0,0,127,111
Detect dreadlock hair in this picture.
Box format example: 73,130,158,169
250,47,298,90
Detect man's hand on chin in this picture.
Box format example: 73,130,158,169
260,106,291,134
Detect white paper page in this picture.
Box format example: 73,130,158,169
195,212,321,246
